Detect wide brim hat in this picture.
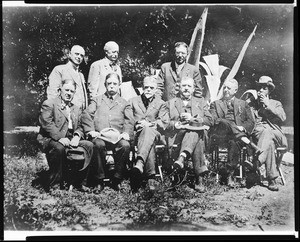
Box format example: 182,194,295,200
256,76,275,92
240,89,258,101
99,128,121,144
184,118,210,131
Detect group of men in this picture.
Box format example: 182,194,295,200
34,40,288,194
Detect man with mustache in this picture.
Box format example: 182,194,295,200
247,76,288,191
83,73,134,193
47,45,88,111
129,76,169,192
209,78,260,188
156,42,203,101
87,41,122,99
167,77,213,193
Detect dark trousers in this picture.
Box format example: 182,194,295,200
210,119,246,168
43,139,93,189
136,126,161,177
90,138,130,183
171,130,208,176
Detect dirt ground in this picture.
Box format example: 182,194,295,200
49,159,296,233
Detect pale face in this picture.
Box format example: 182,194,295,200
180,78,195,99
143,80,157,99
60,83,76,103
175,45,188,65
69,46,85,66
223,81,237,100
105,46,119,62
105,77,120,96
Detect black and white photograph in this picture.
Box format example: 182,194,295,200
3,1,296,240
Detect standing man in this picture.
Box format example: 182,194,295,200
209,78,260,188
129,76,169,192
167,77,214,193
250,76,288,191
83,73,134,192
156,42,203,101
87,41,122,99
47,45,88,111
36,79,93,192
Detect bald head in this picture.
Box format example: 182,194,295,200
71,45,85,55
69,45,85,66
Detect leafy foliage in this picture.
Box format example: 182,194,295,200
3,5,293,131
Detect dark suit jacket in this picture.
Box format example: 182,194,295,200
84,93,134,140
166,96,214,147
37,97,85,151
209,97,255,134
46,61,88,110
156,61,202,101
129,95,169,132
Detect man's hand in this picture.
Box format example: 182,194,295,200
180,112,192,123
70,135,80,148
119,132,130,141
237,126,245,132
58,137,70,147
258,93,270,107
88,130,100,139
174,121,183,129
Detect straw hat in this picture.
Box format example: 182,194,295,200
99,128,121,144
256,76,275,92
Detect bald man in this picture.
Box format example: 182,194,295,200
209,79,260,187
47,45,88,111
87,41,122,99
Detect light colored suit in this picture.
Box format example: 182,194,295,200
251,99,288,180
156,61,202,101
46,61,88,110
87,57,122,99
129,94,169,176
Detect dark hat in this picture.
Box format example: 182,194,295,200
256,76,275,92
184,118,209,131
66,146,90,171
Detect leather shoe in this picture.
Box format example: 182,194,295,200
110,178,121,191
93,182,104,194
148,178,158,191
268,179,279,191
227,173,235,188
130,167,142,192
194,176,205,193
173,156,185,171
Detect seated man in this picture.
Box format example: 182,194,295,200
129,76,169,192
247,76,288,191
209,78,261,188
83,73,134,192
167,77,214,193
35,79,94,192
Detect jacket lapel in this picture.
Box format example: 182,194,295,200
219,99,227,117
66,62,82,87
174,98,183,117
169,61,178,82
137,96,147,114
233,98,240,117
55,98,69,119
